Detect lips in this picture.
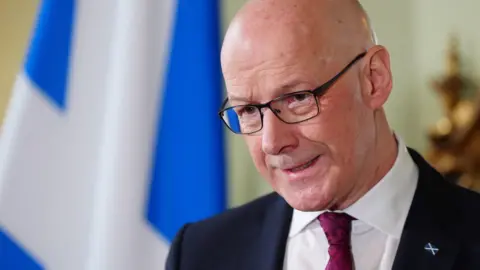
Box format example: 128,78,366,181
284,155,320,173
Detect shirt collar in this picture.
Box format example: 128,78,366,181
288,135,419,238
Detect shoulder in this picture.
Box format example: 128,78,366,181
166,192,286,268
408,147,480,236
441,182,480,263
183,192,282,237
446,181,480,232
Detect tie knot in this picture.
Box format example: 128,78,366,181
318,212,354,246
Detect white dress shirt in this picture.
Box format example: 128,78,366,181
283,136,419,270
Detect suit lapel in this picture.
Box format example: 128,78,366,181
393,227,459,270
254,195,292,270
392,149,460,270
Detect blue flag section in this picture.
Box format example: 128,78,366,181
0,229,42,270
25,0,75,110
146,0,227,242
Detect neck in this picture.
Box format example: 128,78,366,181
334,110,398,210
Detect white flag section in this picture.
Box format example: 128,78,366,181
0,0,226,269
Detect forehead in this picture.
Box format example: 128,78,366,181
220,12,339,104
223,46,334,104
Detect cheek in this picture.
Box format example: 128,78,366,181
330,99,369,170
245,137,268,173
298,95,362,165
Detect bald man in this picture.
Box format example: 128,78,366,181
166,0,480,269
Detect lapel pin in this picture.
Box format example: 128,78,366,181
424,243,439,255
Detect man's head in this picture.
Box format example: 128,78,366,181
220,0,397,211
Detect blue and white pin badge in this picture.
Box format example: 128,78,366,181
425,243,439,255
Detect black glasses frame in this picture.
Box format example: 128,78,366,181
218,52,367,134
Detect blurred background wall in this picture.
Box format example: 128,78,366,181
1,0,479,207
0,0,39,121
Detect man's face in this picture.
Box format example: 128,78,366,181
223,45,375,211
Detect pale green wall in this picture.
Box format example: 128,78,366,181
223,0,480,207
413,0,480,150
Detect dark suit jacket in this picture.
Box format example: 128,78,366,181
166,149,480,269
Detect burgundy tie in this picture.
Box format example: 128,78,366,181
318,212,355,270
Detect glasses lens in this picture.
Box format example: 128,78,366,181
221,105,262,134
271,92,319,123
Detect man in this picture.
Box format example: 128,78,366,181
166,0,480,269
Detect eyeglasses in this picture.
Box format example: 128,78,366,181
218,52,366,135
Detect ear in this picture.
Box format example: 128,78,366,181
360,45,393,109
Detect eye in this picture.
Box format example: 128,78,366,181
285,93,313,106
291,93,308,102
235,105,258,117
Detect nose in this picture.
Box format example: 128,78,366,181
261,110,298,155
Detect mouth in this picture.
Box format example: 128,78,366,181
284,155,321,173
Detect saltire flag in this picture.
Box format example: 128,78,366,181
0,0,226,269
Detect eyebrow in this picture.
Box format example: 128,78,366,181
227,79,312,104
277,79,312,93
228,94,251,103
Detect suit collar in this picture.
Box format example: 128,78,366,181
392,148,460,270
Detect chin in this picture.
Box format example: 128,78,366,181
280,188,333,212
